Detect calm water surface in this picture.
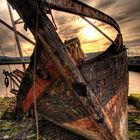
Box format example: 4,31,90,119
129,71,140,94
0,65,139,97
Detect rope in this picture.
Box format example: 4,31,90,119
49,9,57,30
42,3,57,30
33,0,39,139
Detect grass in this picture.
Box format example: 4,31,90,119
129,131,140,140
0,97,84,140
128,94,140,109
0,97,36,139
128,93,140,140
128,113,140,140
0,97,140,140
0,97,15,119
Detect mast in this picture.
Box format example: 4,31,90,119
7,1,26,71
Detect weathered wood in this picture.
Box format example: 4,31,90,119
8,0,128,140
13,69,24,79
64,37,86,64
3,70,20,88
40,0,120,33
10,89,18,95
79,50,128,140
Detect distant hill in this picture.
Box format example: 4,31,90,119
1,54,139,68
0,56,30,65
85,52,103,60
0,52,103,64
0,52,103,65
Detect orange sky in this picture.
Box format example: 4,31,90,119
0,0,140,56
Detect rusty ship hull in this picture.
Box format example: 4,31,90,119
7,0,128,139
35,40,128,140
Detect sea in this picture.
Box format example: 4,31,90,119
0,65,140,97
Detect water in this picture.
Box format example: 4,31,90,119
0,65,139,97
129,71,140,94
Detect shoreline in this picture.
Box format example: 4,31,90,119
128,66,140,72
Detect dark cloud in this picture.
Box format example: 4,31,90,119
0,20,33,56
0,44,16,56
0,20,19,56
96,0,116,9
125,39,140,48
91,0,140,54
115,0,140,16
0,26,14,42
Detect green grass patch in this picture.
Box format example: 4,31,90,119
128,112,140,140
0,97,15,119
128,94,140,109
129,130,140,139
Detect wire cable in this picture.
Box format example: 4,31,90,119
33,1,39,139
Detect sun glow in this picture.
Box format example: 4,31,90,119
82,26,96,40
80,26,100,41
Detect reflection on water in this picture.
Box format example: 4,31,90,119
0,65,140,97
129,71,140,94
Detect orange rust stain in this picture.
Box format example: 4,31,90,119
70,117,95,130
101,109,113,131
22,61,61,112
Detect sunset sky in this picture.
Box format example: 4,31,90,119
0,0,140,56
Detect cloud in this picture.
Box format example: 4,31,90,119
0,0,140,55
96,0,117,9
87,0,140,54
0,24,16,54
125,39,140,48
61,0,140,54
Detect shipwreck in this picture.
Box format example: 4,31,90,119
2,0,128,140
